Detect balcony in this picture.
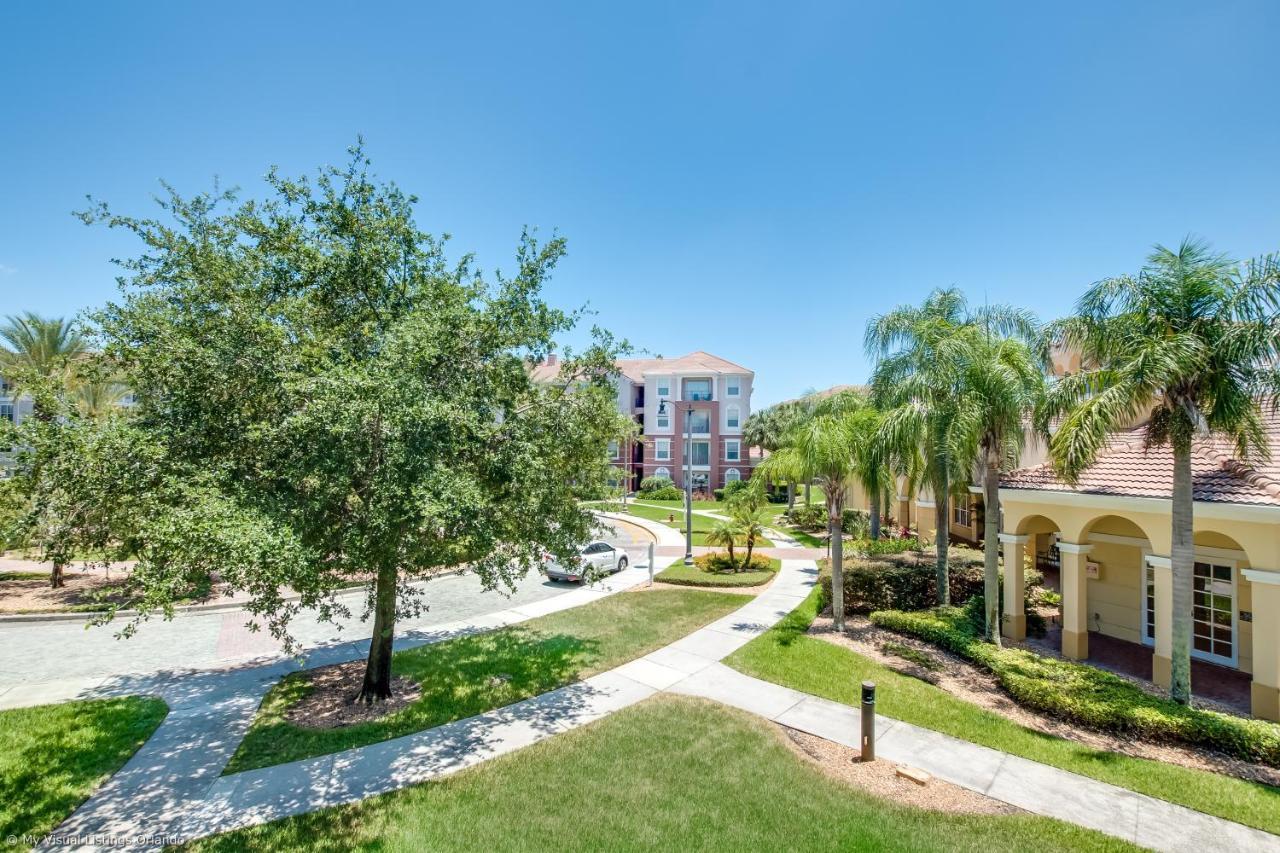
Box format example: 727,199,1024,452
682,378,713,402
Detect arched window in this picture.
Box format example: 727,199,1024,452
654,467,672,480
726,404,740,429
724,468,741,484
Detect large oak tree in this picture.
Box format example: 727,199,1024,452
61,146,627,701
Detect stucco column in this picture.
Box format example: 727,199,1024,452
1244,569,1280,722
1147,555,1172,688
999,533,1029,641
1058,542,1092,660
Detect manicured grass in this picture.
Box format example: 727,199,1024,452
0,696,168,846
771,521,826,548
725,589,1280,835
623,502,773,547
189,696,1135,852
657,557,780,588
226,588,749,774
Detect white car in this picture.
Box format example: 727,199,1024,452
544,540,628,582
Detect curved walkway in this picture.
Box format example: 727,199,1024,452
39,512,1279,852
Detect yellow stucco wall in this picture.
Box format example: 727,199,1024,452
1001,492,1277,676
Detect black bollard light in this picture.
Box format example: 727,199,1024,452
860,680,876,762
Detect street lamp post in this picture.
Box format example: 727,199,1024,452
658,398,695,565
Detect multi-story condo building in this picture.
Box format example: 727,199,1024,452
532,351,755,494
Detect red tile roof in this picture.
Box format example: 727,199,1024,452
1002,410,1280,506
529,351,752,384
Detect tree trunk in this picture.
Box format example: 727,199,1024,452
356,562,399,703
830,501,845,632
804,482,811,506
727,539,737,571
742,535,754,574
787,481,795,511
983,451,1001,645
50,560,65,590
1170,441,1194,704
935,485,950,606
869,491,881,540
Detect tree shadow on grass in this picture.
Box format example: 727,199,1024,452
225,626,603,773
0,695,167,842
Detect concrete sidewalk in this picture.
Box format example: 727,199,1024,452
41,513,1280,852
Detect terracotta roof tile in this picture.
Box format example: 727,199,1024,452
1002,409,1280,506
529,351,752,384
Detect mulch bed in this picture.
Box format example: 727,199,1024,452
776,724,1019,815
810,612,1280,788
284,660,422,729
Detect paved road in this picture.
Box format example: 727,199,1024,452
0,521,647,699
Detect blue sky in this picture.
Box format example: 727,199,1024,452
2,1,1278,407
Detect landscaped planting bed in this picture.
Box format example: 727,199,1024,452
725,588,1280,835
656,554,780,588
871,600,1280,768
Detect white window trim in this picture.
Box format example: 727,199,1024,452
607,440,620,460
726,376,741,397
725,439,741,462
725,404,740,430
653,466,671,480
655,439,671,461
1140,551,1239,667
725,468,741,484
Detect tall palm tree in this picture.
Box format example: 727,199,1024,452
0,313,87,411
758,392,875,630
866,289,1038,605
743,401,805,508
1042,238,1280,704
948,328,1045,643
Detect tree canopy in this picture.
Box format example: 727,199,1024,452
11,145,629,699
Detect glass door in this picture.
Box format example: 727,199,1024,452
1143,565,1155,646
1192,561,1235,665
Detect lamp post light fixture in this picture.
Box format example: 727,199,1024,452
657,398,695,565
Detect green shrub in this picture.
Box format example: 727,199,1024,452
851,537,925,557
841,508,870,537
639,484,682,501
880,640,944,672
638,476,676,495
694,552,776,575
819,556,986,614
869,604,1280,768
784,504,827,531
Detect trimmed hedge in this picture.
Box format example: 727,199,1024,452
870,601,1280,768
820,556,986,614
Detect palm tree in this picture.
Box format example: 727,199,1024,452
0,313,87,414
733,505,770,571
705,518,743,568
867,289,1038,606
948,328,1045,643
1042,238,1280,704
758,393,873,630
74,376,130,419
743,401,805,508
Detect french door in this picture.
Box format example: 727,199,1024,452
1142,560,1237,666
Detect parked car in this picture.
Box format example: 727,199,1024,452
544,540,628,582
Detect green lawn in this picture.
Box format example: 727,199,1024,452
0,696,168,846
770,520,827,548
623,502,774,547
226,588,749,774
188,696,1134,852
656,557,780,588
725,589,1280,835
